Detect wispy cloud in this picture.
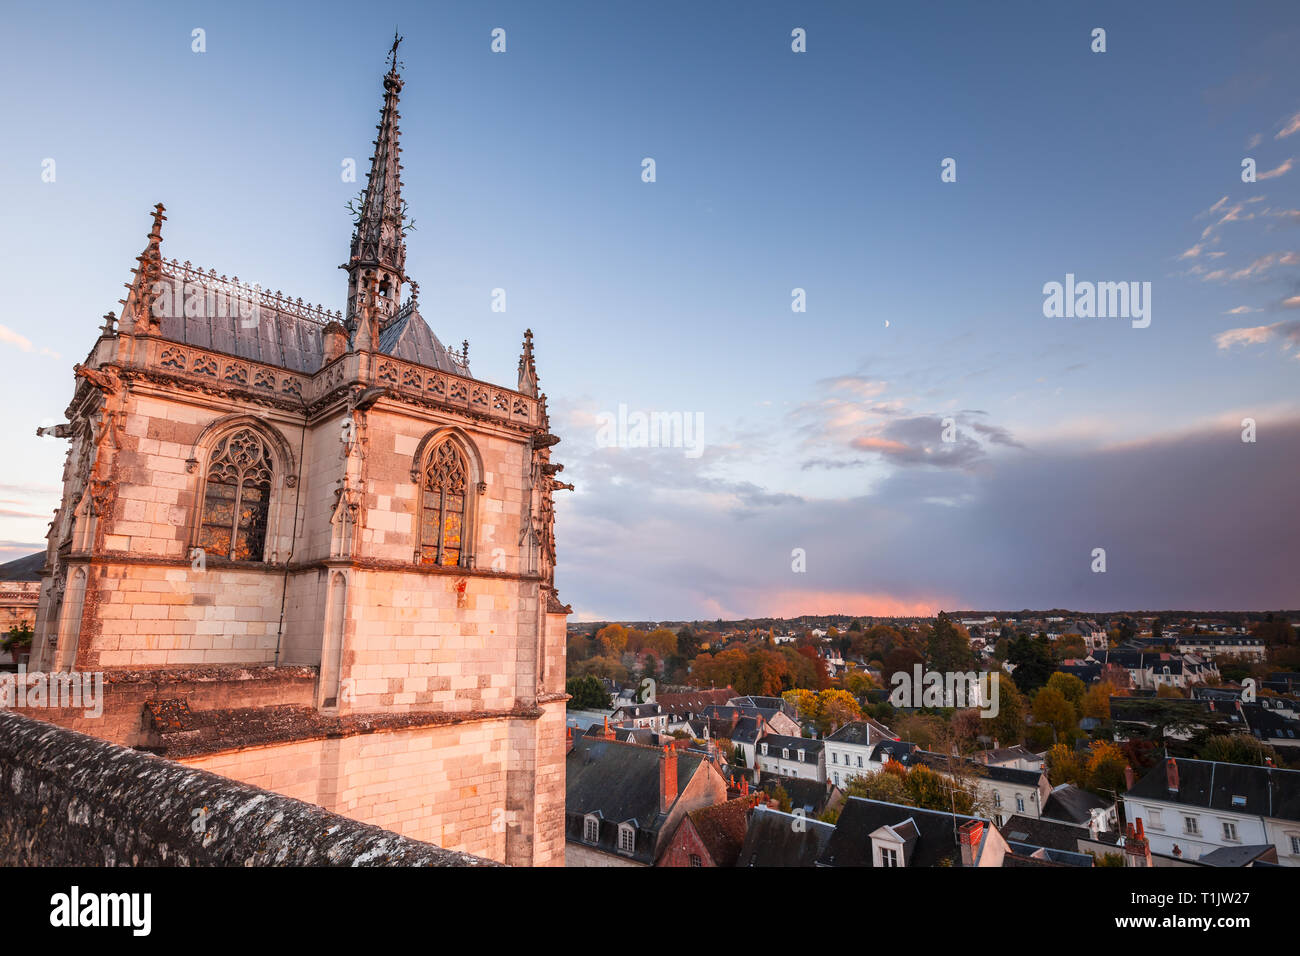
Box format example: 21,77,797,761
1276,110,1300,140
1215,318,1300,354
0,324,60,360
1257,157,1295,180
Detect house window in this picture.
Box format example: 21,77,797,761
1184,816,1199,835
689,854,702,867
1290,836,1300,855
1222,821,1238,841
199,428,274,561
782,748,789,760
618,824,635,854
993,791,1001,808
857,755,863,768
880,846,899,867
583,815,598,844
1016,794,1025,813
1231,795,1246,809
1147,809,1163,830
419,439,468,566
832,752,838,765
760,743,768,756
834,772,840,786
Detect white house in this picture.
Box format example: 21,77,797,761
1123,757,1300,867
756,734,826,783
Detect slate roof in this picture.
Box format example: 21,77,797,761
759,735,824,758
760,776,834,816
376,305,462,372
1126,758,1300,822
1000,813,1120,851
155,269,327,374
869,740,919,766
826,719,896,747
656,688,736,715
737,806,835,866
1197,844,1278,867
566,735,708,863
1041,784,1113,825
915,750,1043,787
0,552,43,581
154,268,464,376
817,796,995,867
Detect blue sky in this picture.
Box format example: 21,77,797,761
1,1,1297,618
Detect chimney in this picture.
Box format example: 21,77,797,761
958,819,984,867
322,320,348,363
1124,764,1135,790
659,744,678,812
1165,758,1179,793
1124,818,1152,867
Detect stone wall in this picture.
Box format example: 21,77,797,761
0,711,494,866
178,701,567,866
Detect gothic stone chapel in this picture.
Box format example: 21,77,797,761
28,44,570,866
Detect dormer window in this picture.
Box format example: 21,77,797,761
761,743,768,756
583,814,599,844
782,748,789,760
617,823,636,855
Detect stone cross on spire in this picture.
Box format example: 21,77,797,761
342,38,410,333
388,27,404,72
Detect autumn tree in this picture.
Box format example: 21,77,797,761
1083,740,1129,796
594,623,629,657
1045,743,1083,786
1031,686,1078,747
845,769,906,805
1081,682,1113,722
815,688,862,735
1046,672,1086,710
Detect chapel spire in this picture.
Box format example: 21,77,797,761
343,31,410,333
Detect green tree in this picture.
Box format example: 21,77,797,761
565,675,610,710
1200,734,1277,767
1007,635,1055,693
927,612,975,673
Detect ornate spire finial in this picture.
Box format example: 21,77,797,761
341,41,409,332
518,328,539,397
388,27,404,73
128,202,167,334
149,202,167,241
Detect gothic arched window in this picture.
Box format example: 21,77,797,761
419,439,468,566
199,428,274,561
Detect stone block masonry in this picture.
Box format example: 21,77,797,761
0,712,495,866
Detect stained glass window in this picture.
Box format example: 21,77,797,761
420,439,467,566
199,428,273,561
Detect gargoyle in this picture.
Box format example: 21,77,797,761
74,364,122,394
